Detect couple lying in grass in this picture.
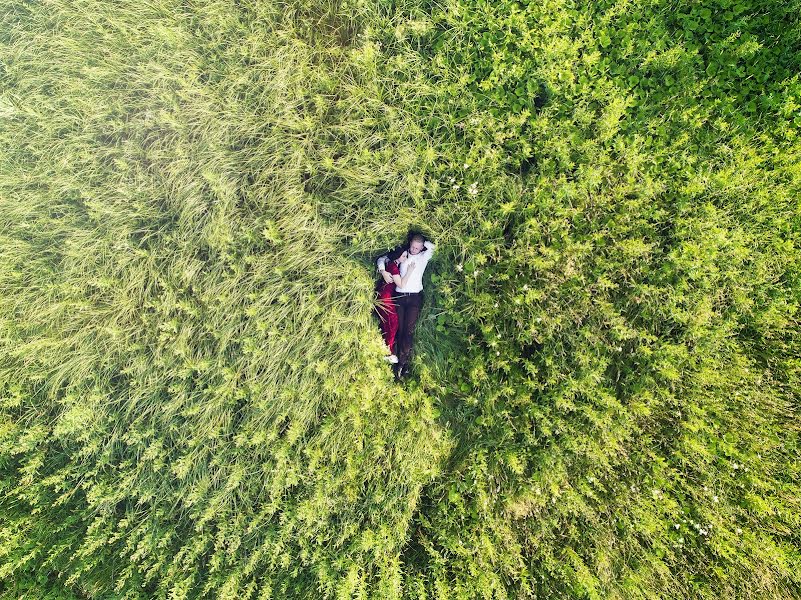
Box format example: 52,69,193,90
374,233,436,380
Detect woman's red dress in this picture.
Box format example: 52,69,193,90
375,260,400,355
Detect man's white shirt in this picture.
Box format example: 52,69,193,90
377,241,436,293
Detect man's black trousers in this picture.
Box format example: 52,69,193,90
393,291,423,370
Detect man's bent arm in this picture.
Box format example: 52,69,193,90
423,240,436,259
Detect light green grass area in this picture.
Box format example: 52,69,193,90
1,0,800,598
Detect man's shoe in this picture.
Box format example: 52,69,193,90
397,364,409,380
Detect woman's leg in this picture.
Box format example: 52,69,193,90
376,292,396,352
386,300,399,355
375,293,389,340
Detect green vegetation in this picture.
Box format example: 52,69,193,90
1,0,799,598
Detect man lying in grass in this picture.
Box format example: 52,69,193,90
376,233,436,380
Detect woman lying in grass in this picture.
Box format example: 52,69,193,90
375,251,416,364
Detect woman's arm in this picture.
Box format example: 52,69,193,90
392,263,416,287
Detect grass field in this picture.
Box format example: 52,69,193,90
1,0,800,598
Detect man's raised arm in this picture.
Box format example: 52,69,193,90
422,239,436,259
376,254,389,274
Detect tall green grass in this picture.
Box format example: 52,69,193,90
1,0,800,598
